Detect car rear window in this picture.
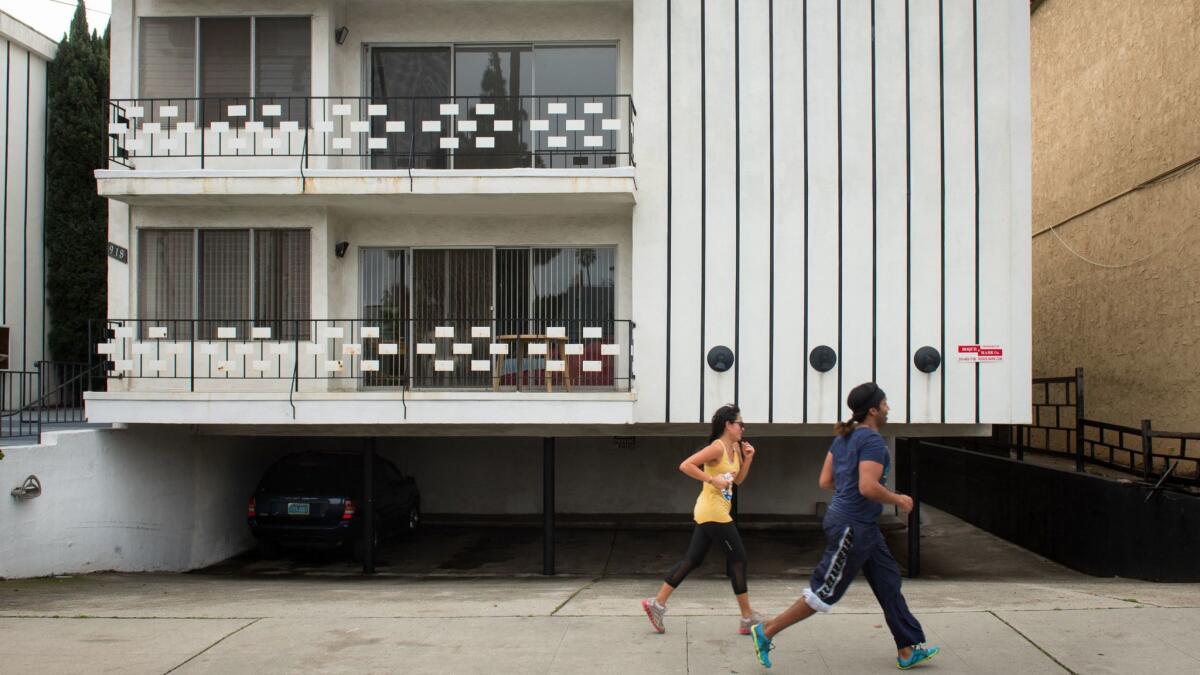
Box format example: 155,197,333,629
260,456,356,493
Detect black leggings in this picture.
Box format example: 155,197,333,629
664,521,749,595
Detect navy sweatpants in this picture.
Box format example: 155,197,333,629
804,515,925,649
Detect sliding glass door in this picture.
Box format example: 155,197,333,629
369,47,452,169
360,248,408,388
360,246,615,390
368,43,617,169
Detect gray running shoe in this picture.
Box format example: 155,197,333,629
642,598,666,633
739,612,764,635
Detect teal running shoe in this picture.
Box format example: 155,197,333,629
750,622,774,668
897,645,940,670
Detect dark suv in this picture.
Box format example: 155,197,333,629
248,452,420,560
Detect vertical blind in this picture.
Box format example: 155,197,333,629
198,230,251,335
138,230,195,337
138,229,310,338
376,247,619,329
255,230,311,339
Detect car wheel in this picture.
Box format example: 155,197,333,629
401,503,421,538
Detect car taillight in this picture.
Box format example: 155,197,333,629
342,499,356,520
248,496,257,517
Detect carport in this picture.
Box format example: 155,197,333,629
348,435,923,578
353,436,560,576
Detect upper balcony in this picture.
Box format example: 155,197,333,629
97,94,637,210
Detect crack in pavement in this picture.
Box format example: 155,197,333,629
162,618,261,674
551,579,598,616
987,610,1076,674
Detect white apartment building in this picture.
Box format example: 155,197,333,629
2,0,1032,577
0,13,54,390
90,0,1031,434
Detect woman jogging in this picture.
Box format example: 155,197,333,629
749,383,940,670
642,404,761,635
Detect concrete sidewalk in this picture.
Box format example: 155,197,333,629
3,571,1200,673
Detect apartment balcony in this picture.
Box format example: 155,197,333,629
84,318,636,428
95,95,637,212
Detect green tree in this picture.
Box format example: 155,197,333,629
45,2,108,363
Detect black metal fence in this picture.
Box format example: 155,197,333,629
93,318,634,393
105,94,636,170
0,369,41,439
942,368,1200,488
0,361,103,441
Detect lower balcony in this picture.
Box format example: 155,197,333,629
85,318,636,428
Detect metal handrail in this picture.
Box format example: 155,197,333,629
104,94,637,170
93,317,634,393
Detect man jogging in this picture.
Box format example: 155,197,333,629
749,383,939,670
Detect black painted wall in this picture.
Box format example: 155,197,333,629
897,441,1200,582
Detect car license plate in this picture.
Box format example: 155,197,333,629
287,502,310,516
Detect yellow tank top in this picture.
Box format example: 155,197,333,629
693,441,742,524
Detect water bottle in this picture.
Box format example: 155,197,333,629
720,472,734,501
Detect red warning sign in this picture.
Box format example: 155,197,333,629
958,345,1003,362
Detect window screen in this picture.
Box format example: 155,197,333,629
200,18,251,101
139,18,196,99
256,16,311,124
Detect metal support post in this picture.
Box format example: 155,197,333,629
543,437,556,576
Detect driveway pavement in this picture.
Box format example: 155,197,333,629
2,509,1197,673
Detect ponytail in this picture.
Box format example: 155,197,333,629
834,410,869,437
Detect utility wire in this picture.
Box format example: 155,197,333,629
46,0,112,16
1035,153,1200,269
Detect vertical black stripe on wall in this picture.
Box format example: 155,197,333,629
870,0,878,383
973,0,981,423
904,0,912,423
802,0,809,424
836,0,844,412
768,0,775,422
23,53,30,370
938,0,946,423
3,40,11,326
730,10,741,508
666,0,673,422
42,54,49,371
699,0,707,423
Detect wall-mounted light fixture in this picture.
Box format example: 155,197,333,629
335,26,350,45
913,346,942,373
706,345,735,372
809,345,838,373
335,241,350,258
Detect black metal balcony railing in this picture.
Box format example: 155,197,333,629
104,95,635,170
92,318,634,393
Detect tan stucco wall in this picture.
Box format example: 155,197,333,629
1032,0,1200,429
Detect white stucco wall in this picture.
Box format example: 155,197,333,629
647,0,1032,426
0,429,289,579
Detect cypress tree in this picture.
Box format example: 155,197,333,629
45,1,108,364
